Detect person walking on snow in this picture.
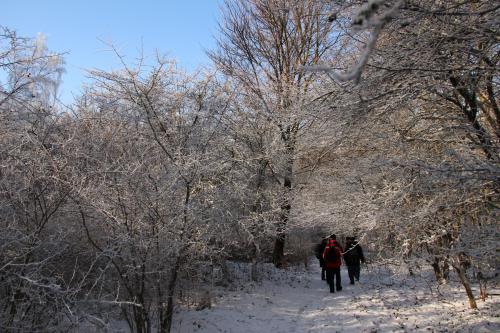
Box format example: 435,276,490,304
343,236,365,285
322,234,343,293
314,238,328,280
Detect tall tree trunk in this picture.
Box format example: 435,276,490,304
272,222,287,267
161,181,191,332
161,257,181,333
273,139,293,267
251,157,266,276
272,175,291,267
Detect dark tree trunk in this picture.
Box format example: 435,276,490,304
452,254,477,309
272,231,286,267
431,256,449,284
250,157,266,276
161,257,181,333
272,129,295,268
273,173,292,268
454,265,477,309
477,271,488,301
161,181,192,332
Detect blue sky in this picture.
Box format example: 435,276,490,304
2,0,223,104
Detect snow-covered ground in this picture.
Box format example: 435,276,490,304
173,260,499,333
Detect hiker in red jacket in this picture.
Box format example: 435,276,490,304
322,234,343,293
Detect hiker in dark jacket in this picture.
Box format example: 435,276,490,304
322,234,343,293
343,236,365,285
314,238,328,280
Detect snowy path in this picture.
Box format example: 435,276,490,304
173,261,499,333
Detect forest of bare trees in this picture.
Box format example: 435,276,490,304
1,1,498,332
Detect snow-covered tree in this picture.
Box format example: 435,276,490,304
210,0,337,267
311,0,499,308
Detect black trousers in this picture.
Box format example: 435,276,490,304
325,267,341,292
347,265,361,283
318,259,326,280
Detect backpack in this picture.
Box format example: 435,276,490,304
325,245,338,262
